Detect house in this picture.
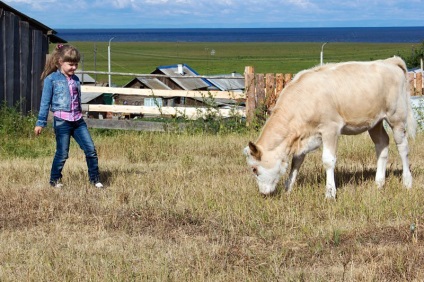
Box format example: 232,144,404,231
115,64,213,108
116,64,244,108
0,1,66,114
121,76,173,107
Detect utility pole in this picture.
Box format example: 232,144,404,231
94,43,97,85
80,54,84,84
320,42,328,66
108,37,115,87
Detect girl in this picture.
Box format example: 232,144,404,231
34,44,103,189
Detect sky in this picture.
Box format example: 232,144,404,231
3,0,424,29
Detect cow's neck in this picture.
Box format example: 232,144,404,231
256,112,298,157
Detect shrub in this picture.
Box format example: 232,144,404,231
158,91,249,135
0,102,56,159
403,40,424,69
0,102,37,138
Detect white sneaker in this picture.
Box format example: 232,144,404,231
94,182,104,189
50,180,63,188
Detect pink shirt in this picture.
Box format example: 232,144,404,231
54,76,82,121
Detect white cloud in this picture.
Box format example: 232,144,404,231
287,0,313,8
110,0,135,8
4,0,55,11
4,0,54,3
144,0,168,4
2,0,424,28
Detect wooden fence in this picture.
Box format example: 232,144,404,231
80,67,423,129
81,85,246,120
244,66,293,124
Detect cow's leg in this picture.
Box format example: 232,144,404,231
392,126,412,188
285,154,306,193
322,133,338,199
368,121,389,188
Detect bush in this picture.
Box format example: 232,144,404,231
0,103,56,159
159,91,249,135
404,40,424,69
0,102,37,138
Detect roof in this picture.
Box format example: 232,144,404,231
123,77,172,90
81,92,103,104
206,72,245,91
139,77,172,90
76,73,96,84
155,64,212,90
0,1,67,43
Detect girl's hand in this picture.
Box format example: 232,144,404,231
34,126,43,136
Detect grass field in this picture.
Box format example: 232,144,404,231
1,126,424,281
69,41,417,86
2,42,423,280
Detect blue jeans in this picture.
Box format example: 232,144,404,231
50,117,100,184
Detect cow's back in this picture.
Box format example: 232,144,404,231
273,57,409,134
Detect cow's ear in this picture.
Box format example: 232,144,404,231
248,141,262,161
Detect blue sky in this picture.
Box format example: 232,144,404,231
3,0,424,29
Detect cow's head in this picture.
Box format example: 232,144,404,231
243,141,288,195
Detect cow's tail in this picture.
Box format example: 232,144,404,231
406,88,417,140
390,56,417,139
402,61,417,139
389,56,417,139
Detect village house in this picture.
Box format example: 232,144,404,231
115,64,244,109
116,64,211,108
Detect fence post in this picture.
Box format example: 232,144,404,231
265,73,276,112
416,72,423,96
409,73,416,96
276,73,284,95
245,66,255,126
283,73,293,87
255,73,265,108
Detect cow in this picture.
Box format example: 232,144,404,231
244,56,417,199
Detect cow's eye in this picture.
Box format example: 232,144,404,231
252,167,258,175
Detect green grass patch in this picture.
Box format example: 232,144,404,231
69,42,416,86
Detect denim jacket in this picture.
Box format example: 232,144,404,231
36,70,82,127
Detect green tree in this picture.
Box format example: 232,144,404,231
405,40,424,69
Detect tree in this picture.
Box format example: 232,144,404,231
405,40,424,69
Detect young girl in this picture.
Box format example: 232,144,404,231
34,44,103,189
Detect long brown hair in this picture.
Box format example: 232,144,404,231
41,44,81,80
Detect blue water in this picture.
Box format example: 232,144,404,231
56,27,424,43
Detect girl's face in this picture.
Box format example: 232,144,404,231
59,60,78,77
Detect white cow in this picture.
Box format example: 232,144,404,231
244,56,417,198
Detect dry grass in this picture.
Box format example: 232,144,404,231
1,130,424,281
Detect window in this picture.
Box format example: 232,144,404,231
144,98,163,107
